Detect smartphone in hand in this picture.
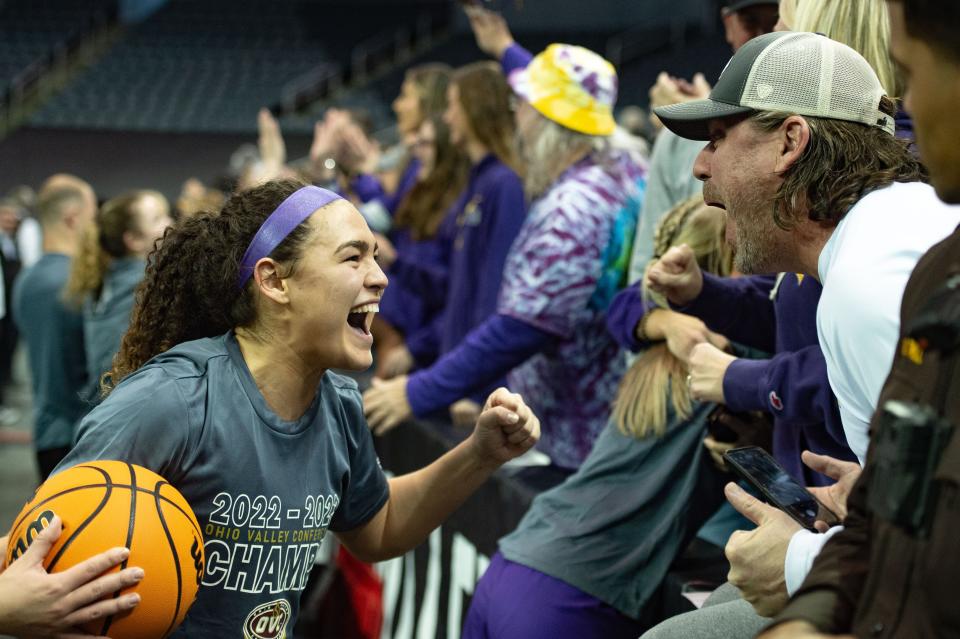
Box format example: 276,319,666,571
724,446,839,532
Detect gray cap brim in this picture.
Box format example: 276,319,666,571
653,99,754,141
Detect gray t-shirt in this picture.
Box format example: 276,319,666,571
498,401,714,620
57,332,390,638
12,253,88,450
82,257,144,402
627,129,704,284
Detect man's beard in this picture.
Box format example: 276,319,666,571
726,193,780,274
731,218,778,273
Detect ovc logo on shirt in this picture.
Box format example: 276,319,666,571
243,599,291,639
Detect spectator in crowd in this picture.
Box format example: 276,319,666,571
307,69,453,365
761,1,960,636
464,197,734,639
379,60,525,425
6,185,41,269
177,177,225,220
0,198,23,427
721,0,780,51
373,114,470,378
632,0,779,284
13,174,95,479
364,43,644,470
641,31,960,637
63,190,172,403
777,0,911,142
325,64,452,232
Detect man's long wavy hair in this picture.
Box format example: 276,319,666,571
103,179,313,396
612,195,733,439
750,95,926,231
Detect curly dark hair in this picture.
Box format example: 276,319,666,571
750,95,927,230
104,179,313,393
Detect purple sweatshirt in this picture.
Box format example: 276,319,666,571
385,152,529,402
606,273,858,486
378,226,447,366
351,158,421,215
353,157,443,364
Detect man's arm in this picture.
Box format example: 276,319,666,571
763,464,873,634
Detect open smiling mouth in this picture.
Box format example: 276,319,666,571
347,303,379,336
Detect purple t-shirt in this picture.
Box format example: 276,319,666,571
498,151,643,468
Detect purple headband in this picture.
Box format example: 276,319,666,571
235,185,342,290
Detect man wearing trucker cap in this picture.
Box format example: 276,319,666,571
641,31,960,638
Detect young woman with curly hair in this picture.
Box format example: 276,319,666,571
55,179,540,637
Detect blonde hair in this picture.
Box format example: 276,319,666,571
63,190,167,308
778,0,798,31
612,196,732,439
792,0,902,97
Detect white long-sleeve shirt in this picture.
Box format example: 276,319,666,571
785,181,960,593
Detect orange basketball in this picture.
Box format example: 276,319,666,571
4,461,204,639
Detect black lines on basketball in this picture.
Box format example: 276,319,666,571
13,481,203,541
100,463,139,637
154,480,184,639
48,466,113,572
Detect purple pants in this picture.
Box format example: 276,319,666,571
462,552,646,639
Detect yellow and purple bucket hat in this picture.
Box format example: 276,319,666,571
509,43,618,137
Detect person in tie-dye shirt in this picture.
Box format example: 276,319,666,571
364,43,646,469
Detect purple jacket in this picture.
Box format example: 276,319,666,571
380,154,526,376
606,273,858,486
378,226,448,366
351,158,421,215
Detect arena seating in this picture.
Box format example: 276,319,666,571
0,0,116,97
28,0,449,135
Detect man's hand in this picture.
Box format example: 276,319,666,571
757,620,855,639
645,244,704,306
802,451,862,530
703,434,735,471
469,388,540,467
464,6,515,60
0,515,143,638
378,344,414,380
648,72,712,110
363,376,413,436
450,399,482,428
688,342,736,402
257,108,286,172
644,309,726,364
724,482,802,618
338,123,381,176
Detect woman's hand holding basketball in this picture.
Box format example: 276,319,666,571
470,388,540,467
0,514,143,639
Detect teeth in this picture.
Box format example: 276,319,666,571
350,303,379,314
